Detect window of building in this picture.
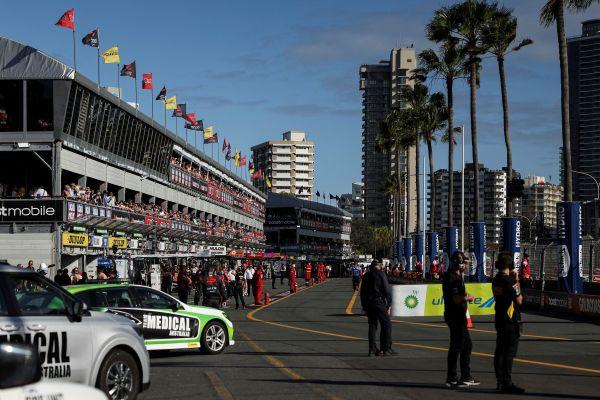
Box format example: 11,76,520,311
0,80,24,132
27,80,54,131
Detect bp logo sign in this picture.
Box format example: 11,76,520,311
404,294,419,309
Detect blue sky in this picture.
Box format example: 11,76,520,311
2,0,599,195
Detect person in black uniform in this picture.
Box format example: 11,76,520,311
233,267,246,310
360,259,393,357
442,251,479,388
492,252,525,394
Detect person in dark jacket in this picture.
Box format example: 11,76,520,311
492,252,525,394
177,266,192,304
360,259,393,357
442,251,479,388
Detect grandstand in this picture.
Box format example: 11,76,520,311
0,36,265,272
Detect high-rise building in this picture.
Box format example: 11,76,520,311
338,182,364,219
521,176,563,241
251,131,314,200
359,48,417,234
568,20,600,202
431,164,510,245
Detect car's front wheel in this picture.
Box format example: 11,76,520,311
201,321,227,354
97,350,140,400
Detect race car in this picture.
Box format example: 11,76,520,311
67,283,234,354
0,264,151,400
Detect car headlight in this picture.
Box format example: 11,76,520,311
132,326,144,338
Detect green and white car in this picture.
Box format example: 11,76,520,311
67,284,234,354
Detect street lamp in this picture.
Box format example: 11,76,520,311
572,170,600,200
519,215,534,245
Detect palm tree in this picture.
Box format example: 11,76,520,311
540,0,600,201
417,42,465,228
483,7,533,216
399,83,430,234
420,92,448,232
429,0,495,222
383,173,403,241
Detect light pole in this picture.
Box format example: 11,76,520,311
456,125,465,251
519,215,534,245
572,170,600,200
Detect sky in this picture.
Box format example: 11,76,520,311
2,0,599,195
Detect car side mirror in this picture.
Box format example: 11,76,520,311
0,343,42,389
171,302,181,311
72,300,88,321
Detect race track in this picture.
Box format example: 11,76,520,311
140,278,600,400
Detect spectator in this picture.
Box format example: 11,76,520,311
519,254,532,289
32,185,48,198
71,267,82,284
98,268,108,280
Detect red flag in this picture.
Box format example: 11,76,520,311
185,113,198,126
222,138,228,152
142,73,153,90
251,169,263,180
55,9,75,30
239,156,247,167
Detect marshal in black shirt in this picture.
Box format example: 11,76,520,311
492,273,521,325
442,271,467,322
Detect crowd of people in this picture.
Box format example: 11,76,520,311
60,181,266,244
170,157,265,218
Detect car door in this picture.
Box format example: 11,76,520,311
6,273,92,384
130,287,201,350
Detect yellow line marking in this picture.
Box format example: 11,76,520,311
205,371,234,400
240,331,343,400
247,280,600,376
345,286,359,315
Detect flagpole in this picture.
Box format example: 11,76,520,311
151,87,154,122
164,103,167,130
176,115,179,139
211,143,214,160
134,71,138,115
96,28,100,89
185,127,188,146
117,63,121,100
72,29,77,72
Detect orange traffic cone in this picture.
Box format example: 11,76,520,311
264,292,270,305
466,309,473,329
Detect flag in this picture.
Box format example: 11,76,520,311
155,86,166,100
329,194,335,200
234,149,240,167
184,112,198,126
120,61,136,78
239,156,247,167
316,191,320,197
172,103,186,118
225,147,232,161
142,74,153,90
251,169,263,180
55,9,75,30
82,29,98,47
204,133,219,144
185,121,204,131
222,138,229,152
164,96,177,110
266,176,272,188
100,47,120,64
249,161,254,173
204,126,214,139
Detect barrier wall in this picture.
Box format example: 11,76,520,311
523,289,600,318
391,283,495,317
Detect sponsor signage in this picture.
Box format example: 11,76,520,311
62,232,89,247
129,239,139,249
89,235,108,248
426,232,439,273
108,237,128,249
469,222,486,282
412,234,424,271
442,226,459,271
593,275,600,283
523,289,600,318
0,199,63,222
500,217,521,275
403,238,412,272
391,283,495,317
557,202,583,293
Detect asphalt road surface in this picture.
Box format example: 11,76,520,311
139,278,600,400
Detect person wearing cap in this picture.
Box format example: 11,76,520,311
360,259,393,357
442,251,479,388
492,252,525,394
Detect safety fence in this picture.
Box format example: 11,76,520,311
485,240,600,283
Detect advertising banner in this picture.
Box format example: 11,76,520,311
62,232,89,247
403,238,412,272
0,199,64,222
391,283,495,317
89,235,108,248
391,284,428,317
413,234,424,272
108,237,128,249
425,232,439,274
557,201,583,293
469,222,486,282
500,217,521,275
442,226,459,271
